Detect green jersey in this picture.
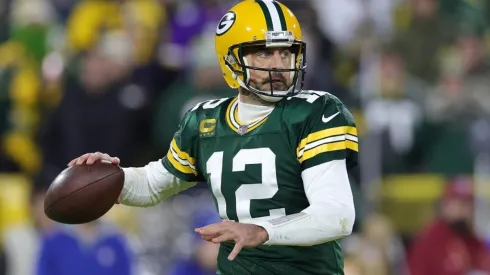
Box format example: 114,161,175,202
162,91,358,275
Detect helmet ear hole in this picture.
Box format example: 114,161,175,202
224,48,248,84
225,53,237,66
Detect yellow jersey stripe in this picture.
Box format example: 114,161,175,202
346,140,359,152
167,150,198,175
233,103,268,129
297,126,357,156
171,139,196,165
347,127,357,136
225,98,239,132
298,140,359,163
298,141,342,163
246,116,268,132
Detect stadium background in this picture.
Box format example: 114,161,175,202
0,0,490,274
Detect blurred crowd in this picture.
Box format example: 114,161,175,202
0,0,490,274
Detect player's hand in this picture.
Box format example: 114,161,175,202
68,152,120,166
195,220,269,261
68,152,122,205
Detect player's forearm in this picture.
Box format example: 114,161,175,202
252,160,355,246
121,160,196,207
254,200,355,246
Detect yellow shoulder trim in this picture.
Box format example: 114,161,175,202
167,151,197,175
298,140,359,164
225,97,238,132
297,126,357,157
170,139,196,166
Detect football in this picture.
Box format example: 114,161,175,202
44,160,124,224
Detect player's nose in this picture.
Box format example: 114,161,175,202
269,50,287,69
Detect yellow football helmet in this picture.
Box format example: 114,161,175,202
215,0,306,101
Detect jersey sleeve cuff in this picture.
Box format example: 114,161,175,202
248,220,275,245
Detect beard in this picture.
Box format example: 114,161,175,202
449,219,473,236
268,81,289,91
251,73,290,92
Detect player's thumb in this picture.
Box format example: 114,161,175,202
112,157,120,165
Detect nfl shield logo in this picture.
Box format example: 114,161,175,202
238,125,248,135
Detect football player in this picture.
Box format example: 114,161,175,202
69,0,358,274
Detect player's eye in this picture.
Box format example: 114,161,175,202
280,50,291,59
257,50,273,58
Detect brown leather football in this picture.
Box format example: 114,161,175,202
44,161,124,224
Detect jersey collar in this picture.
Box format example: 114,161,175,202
225,97,271,134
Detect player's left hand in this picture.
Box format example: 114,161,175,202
195,220,269,261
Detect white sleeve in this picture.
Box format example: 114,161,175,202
120,160,197,207
250,159,355,246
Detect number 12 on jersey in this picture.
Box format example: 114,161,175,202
207,148,286,222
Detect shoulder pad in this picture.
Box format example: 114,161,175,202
286,90,341,109
284,90,342,119
187,97,231,115
178,97,233,137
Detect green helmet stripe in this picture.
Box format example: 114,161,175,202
272,1,287,31
256,0,274,31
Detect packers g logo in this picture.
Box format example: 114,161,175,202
216,11,236,36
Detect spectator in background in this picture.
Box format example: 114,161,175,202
123,0,168,96
426,32,490,120
66,0,125,53
66,0,166,97
455,33,490,113
0,0,55,175
36,221,133,275
2,183,55,275
392,0,454,83
408,178,490,275
343,212,407,275
9,0,55,66
413,34,489,175
0,0,12,43
354,46,425,174
49,0,77,23
167,208,221,275
39,31,152,171
281,0,346,102
343,255,362,275
0,250,5,275
152,27,233,154
157,0,228,72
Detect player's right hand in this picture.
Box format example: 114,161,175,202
67,152,120,166
68,152,122,204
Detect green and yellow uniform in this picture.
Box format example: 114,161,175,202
163,91,358,275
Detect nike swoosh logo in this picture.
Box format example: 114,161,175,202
322,112,340,123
